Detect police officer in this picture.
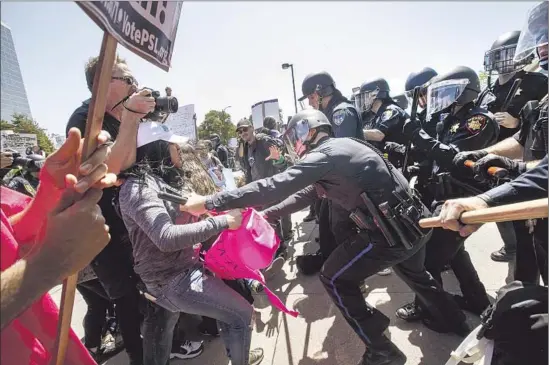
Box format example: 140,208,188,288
210,133,229,168
296,71,363,275
182,109,468,364
477,29,548,262
454,0,548,284
404,67,439,138
396,66,499,322
357,78,409,151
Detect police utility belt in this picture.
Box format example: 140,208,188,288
349,190,431,250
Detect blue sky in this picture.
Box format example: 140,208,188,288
1,1,538,135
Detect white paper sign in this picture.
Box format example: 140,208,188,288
1,132,38,154
78,1,183,71
165,104,197,140
251,99,280,129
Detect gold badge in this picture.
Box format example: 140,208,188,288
450,123,460,133
466,115,486,132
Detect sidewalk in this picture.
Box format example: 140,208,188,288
50,208,511,365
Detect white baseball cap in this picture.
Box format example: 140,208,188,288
137,122,189,148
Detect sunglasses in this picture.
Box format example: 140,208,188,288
237,127,250,134
112,76,138,87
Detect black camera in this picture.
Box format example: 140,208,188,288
11,153,44,172
145,89,179,121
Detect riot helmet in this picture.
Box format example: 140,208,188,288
484,31,527,75
355,78,391,113
298,71,336,110
404,67,438,108
514,1,548,70
425,66,481,121
283,109,331,161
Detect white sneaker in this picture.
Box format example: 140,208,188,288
169,340,204,359
377,268,392,276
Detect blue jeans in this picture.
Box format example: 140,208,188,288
142,300,180,365
150,267,253,365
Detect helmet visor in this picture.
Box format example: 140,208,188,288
484,44,521,74
283,120,310,161
356,90,378,113
477,91,497,109
426,79,469,121
514,2,548,62
405,87,428,109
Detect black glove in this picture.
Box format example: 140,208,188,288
473,154,527,181
452,150,488,168
384,142,406,156
402,118,420,138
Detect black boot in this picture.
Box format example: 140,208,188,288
359,338,406,365
296,251,325,276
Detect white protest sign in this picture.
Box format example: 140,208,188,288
78,1,183,71
1,131,37,154
165,104,197,140
228,137,238,148
251,99,280,129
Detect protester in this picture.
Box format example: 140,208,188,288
118,122,264,365
210,133,230,168
1,128,116,365
66,54,155,365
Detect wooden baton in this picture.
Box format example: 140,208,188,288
419,198,548,229
464,159,508,179
51,32,117,365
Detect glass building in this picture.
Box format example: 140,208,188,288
1,21,32,122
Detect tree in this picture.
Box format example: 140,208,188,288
0,113,55,154
197,110,236,144
478,70,490,90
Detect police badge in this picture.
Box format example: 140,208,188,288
381,109,395,122
333,110,346,126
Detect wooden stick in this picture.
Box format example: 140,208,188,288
419,198,548,229
51,32,117,365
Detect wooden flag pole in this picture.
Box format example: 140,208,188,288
51,31,117,365
419,198,548,229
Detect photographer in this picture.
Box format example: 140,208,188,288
65,54,156,365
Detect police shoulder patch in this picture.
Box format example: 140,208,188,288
466,115,487,134
333,110,347,126
381,108,396,122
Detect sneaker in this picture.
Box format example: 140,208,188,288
395,302,424,321
490,247,515,262
264,256,285,280
249,280,264,293
249,348,264,365
303,213,316,223
170,340,204,359
377,268,392,276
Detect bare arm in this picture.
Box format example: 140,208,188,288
483,137,524,159
1,252,60,330
107,110,141,174
363,129,386,142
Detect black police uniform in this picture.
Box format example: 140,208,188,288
204,137,468,347
405,102,499,315
5,173,38,197
366,101,409,151
511,95,548,284
324,94,363,140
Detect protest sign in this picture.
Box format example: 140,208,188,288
228,137,238,148
78,1,183,71
165,104,197,140
251,99,280,129
0,132,37,154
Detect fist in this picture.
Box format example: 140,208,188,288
452,150,488,168
124,89,156,116
39,188,110,280
226,209,243,230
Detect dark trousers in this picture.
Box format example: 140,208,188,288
318,199,338,259
319,231,465,346
496,221,517,253
514,220,548,285
91,239,144,364
422,228,490,310
77,279,114,349
142,301,181,365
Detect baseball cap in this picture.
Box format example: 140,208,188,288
236,119,253,131
137,122,189,148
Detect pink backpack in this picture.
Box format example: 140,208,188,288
204,209,299,317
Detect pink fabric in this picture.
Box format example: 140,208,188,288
0,187,97,365
204,209,299,317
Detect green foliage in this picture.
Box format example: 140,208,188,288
0,113,55,154
197,110,236,144
478,70,490,90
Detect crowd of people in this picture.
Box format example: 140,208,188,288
0,2,548,365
